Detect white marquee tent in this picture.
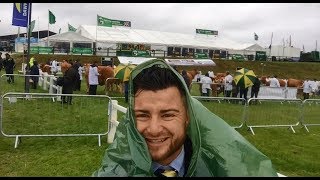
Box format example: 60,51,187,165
76,25,261,51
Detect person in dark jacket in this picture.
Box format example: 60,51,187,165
3,53,15,83
181,70,191,91
250,76,261,105
0,52,3,72
30,60,40,89
61,63,80,105
93,59,278,177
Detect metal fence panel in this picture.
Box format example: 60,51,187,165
246,98,302,135
1,92,112,148
301,99,320,132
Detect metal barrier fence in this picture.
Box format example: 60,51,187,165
0,73,62,102
191,96,247,128
246,98,303,135
0,92,112,148
301,99,320,132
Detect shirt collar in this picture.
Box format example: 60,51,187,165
151,146,185,177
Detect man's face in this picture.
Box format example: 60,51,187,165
134,86,189,165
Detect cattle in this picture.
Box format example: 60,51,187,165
260,76,287,87
40,63,51,74
186,69,198,82
84,64,114,94
105,78,123,95
287,78,303,88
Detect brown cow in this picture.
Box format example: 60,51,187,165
260,76,286,87
84,64,114,94
40,63,51,74
186,69,198,82
105,78,123,95
287,78,303,87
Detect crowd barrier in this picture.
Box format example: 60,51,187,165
0,92,112,148
0,72,62,102
300,99,320,132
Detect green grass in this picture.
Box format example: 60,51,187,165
0,66,320,177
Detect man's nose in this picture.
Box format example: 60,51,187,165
147,115,163,135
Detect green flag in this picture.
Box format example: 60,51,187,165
29,20,35,36
97,15,112,27
68,23,77,32
49,10,56,24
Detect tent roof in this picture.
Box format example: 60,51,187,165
76,25,260,50
41,31,93,43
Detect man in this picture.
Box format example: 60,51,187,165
93,59,278,177
88,61,100,95
269,75,280,88
3,53,15,83
61,62,79,104
224,71,233,97
302,78,312,100
0,52,3,72
250,76,261,105
51,59,58,76
200,72,212,97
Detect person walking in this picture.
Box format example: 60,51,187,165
61,63,80,104
29,60,40,89
3,53,15,83
88,61,100,95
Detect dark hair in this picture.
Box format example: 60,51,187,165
133,65,186,98
181,70,187,76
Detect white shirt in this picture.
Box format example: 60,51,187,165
200,76,212,93
269,77,280,88
78,66,84,80
51,60,58,73
303,80,312,93
89,66,99,85
309,80,318,92
208,71,215,78
224,74,233,91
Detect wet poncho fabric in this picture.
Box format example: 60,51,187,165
93,59,278,177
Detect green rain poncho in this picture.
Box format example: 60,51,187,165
93,59,278,177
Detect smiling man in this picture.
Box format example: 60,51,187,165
93,59,278,177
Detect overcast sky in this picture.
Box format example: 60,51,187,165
1,3,319,52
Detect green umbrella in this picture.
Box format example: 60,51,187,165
114,63,136,82
234,68,257,89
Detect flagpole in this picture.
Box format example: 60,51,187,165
25,3,32,93
47,9,49,46
269,32,273,58
37,16,39,40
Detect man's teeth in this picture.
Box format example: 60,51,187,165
149,139,165,142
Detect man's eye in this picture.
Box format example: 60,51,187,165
162,114,175,119
135,114,149,120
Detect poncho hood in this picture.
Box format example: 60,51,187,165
93,59,278,177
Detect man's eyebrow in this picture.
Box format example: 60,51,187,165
134,110,149,113
160,109,180,113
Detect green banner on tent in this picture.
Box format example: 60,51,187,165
194,53,208,59
231,54,245,60
196,29,218,35
30,46,53,54
132,50,150,57
111,19,131,27
255,51,267,61
116,50,150,57
71,47,93,55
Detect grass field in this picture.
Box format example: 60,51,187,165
0,67,319,177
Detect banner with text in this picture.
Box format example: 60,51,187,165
12,3,31,27
196,29,218,36
165,59,216,66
